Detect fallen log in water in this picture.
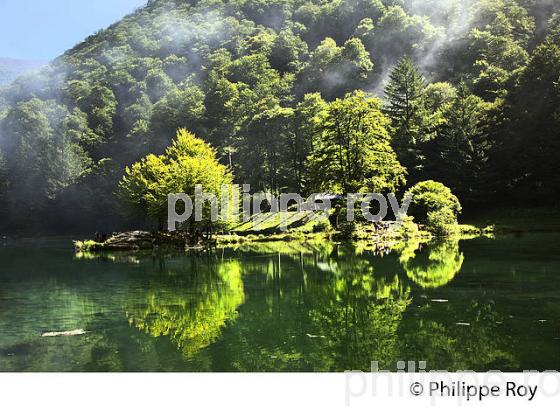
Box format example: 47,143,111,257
41,329,88,337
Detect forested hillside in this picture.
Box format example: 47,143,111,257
0,0,559,231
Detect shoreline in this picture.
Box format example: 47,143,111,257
74,222,494,254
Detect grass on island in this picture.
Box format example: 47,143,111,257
230,210,329,234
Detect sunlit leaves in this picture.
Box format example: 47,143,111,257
118,129,232,225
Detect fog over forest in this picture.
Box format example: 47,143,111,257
0,0,559,233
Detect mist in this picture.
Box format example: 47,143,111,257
0,0,558,233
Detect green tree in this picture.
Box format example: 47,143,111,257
269,28,309,73
384,56,431,180
79,84,117,143
118,129,232,231
299,37,373,99
433,83,493,204
366,5,439,68
547,13,560,43
293,93,328,193
309,90,406,194
0,98,92,215
203,52,289,152
442,0,534,99
145,68,175,102
500,40,560,201
149,85,206,152
242,105,295,193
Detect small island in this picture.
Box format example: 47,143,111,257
75,130,492,253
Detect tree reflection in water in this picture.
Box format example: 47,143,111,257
306,254,412,371
399,238,464,288
126,259,245,358
67,238,517,371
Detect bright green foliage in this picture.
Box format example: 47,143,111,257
547,13,560,43
203,51,293,188
426,207,460,236
364,5,440,68
422,83,457,155
424,82,456,113
292,93,328,193
469,31,529,98
471,0,535,45
118,129,232,228
269,28,309,73
401,239,464,287
149,84,206,152
406,180,462,234
127,260,245,358
309,90,406,194
78,84,117,142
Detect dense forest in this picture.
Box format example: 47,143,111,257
0,0,559,232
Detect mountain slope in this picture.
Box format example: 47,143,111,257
0,0,559,231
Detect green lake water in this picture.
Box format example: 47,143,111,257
0,234,559,372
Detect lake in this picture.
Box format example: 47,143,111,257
0,234,559,371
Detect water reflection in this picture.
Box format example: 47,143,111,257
1,235,559,371
399,239,464,288
400,301,517,371
125,260,245,358
83,238,488,370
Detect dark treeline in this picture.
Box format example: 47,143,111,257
0,0,559,232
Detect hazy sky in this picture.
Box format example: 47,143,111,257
0,0,147,61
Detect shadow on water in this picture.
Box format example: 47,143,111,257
0,234,559,371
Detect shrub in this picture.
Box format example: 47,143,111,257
426,208,459,236
406,180,462,235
